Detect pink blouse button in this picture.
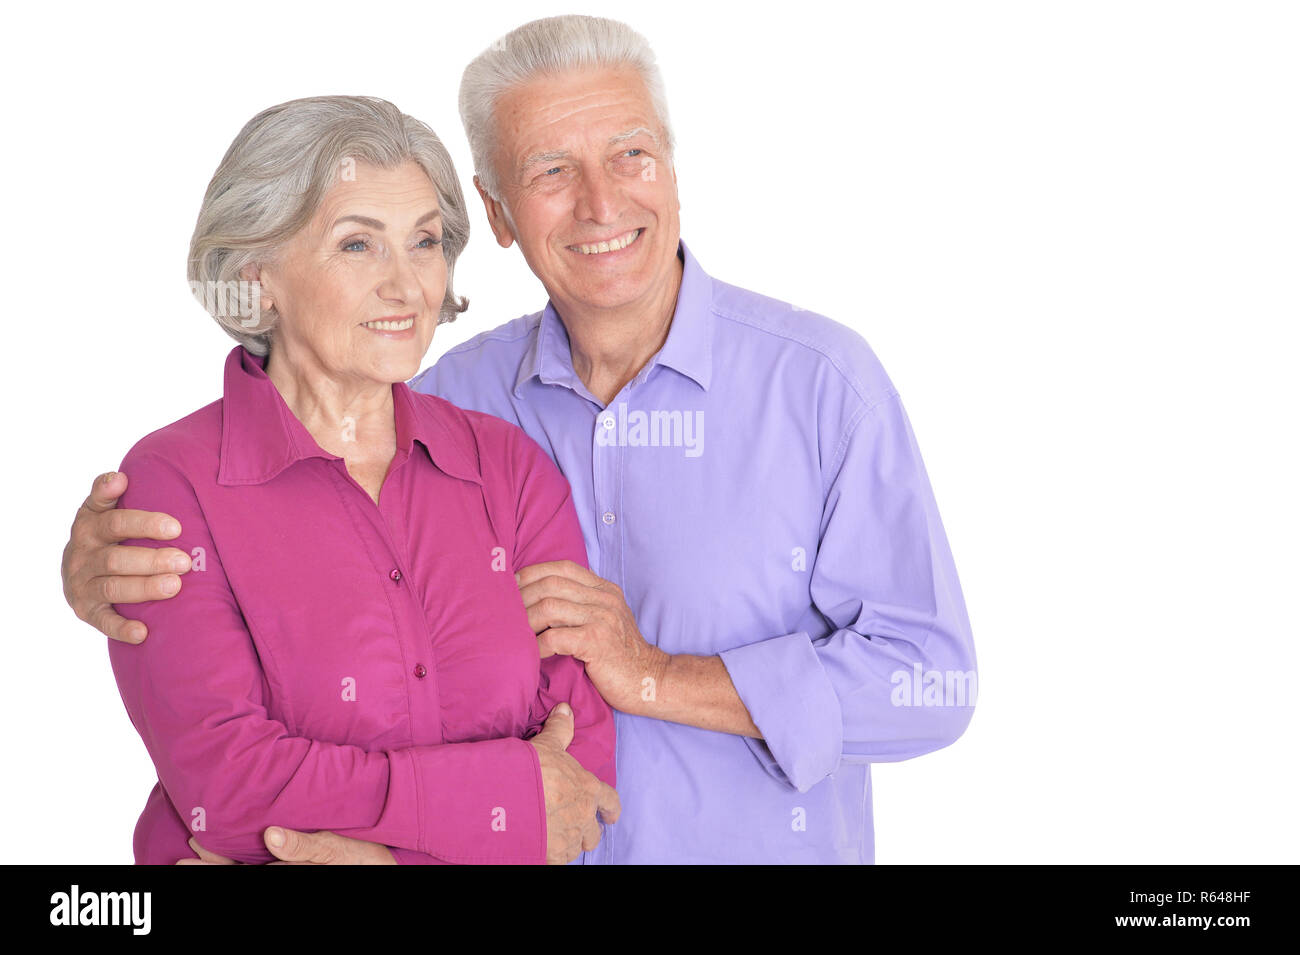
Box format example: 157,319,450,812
413,664,427,679
389,568,402,582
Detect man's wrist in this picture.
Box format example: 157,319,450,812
637,651,763,737
624,646,672,717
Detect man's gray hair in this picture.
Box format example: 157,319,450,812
459,15,674,201
188,95,470,356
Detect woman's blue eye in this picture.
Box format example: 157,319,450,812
626,148,642,157
343,240,367,252
417,236,443,248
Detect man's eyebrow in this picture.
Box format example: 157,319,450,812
332,209,441,230
519,129,660,173
609,126,660,147
521,149,569,169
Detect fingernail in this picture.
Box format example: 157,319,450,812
557,703,572,716
161,576,180,595
514,572,521,585
171,555,190,572
162,520,181,537
266,827,284,847
102,472,117,485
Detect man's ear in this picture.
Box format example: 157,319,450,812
474,175,517,249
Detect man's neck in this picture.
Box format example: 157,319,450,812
554,253,685,406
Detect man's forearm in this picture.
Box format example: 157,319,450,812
625,651,762,738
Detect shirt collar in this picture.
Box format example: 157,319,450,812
513,238,714,397
217,345,482,487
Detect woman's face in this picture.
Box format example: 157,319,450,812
254,160,448,386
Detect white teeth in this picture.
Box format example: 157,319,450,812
573,229,640,255
362,317,415,331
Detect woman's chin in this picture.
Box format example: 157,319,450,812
361,337,432,383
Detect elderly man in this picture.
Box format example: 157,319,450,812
63,15,976,864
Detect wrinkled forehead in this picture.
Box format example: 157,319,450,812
494,66,665,159
308,161,441,234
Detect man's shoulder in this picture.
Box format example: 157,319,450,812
406,386,527,449
706,273,897,407
415,313,541,378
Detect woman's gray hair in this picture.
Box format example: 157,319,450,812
459,15,674,201
188,95,470,356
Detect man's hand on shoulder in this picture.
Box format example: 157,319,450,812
62,471,191,643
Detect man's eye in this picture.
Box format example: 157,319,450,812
545,166,563,176
625,148,643,157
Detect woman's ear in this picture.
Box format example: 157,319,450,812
239,262,273,314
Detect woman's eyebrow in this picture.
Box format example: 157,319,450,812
332,209,441,230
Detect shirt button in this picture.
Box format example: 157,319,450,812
601,415,615,430
389,568,402,583
413,664,427,679
602,511,616,525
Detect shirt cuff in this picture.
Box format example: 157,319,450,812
385,738,547,864
719,631,843,792
389,847,442,865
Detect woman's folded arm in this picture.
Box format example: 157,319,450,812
109,447,548,865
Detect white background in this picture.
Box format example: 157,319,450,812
1,0,1296,864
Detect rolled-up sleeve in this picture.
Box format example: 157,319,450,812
720,391,977,792
110,449,546,865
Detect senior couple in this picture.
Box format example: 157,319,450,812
62,14,977,864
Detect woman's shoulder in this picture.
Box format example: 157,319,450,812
118,398,225,485
402,388,556,485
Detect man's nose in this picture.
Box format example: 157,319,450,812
573,165,622,225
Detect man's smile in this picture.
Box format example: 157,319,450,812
566,227,643,256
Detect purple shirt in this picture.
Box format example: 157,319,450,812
109,345,615,864
411,240,977,863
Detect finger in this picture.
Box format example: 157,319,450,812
524,596,591,634
532,703,576,750
596,781,622,825
87,606,148,645
517,574,604,611
87,542,191,580
92,508,183,547
92,570,184,607
188,837,237,864
537,626,589,659
581,813,603,853
265,826,332,864
515,560,605,590
71,552,186,640
83,471,128,512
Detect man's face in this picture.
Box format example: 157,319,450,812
482,65,681,315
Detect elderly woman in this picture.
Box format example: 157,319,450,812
107,95,617,865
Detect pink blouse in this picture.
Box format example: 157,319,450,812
109,345,615,864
